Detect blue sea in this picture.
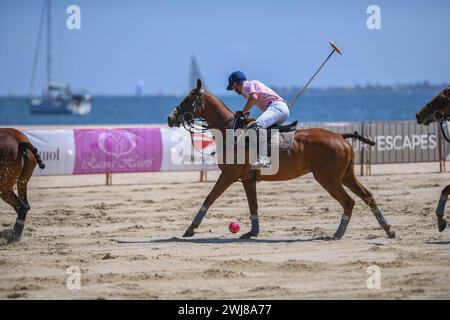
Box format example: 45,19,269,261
0,92,435,126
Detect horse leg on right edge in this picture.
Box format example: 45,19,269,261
183,172,238,237
436,185,449,232
342,165,396,239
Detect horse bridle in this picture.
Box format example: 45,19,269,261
175,89,206,124
428,89,450,143
435,112,450,143
177,89,236,156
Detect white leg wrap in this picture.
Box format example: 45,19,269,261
250,214,259,235
193,205,208,226
436,195,447,217
334,215,350,239
372,205,389,228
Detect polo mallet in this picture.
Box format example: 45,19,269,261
288,41,342,109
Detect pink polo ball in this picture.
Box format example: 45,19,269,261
228,221,240,233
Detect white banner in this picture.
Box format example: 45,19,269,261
160,128,218,172
24,130,76,176
20,121,444,176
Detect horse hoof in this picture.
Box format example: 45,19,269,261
387,230,396,239
240,232,257,239
0,229,18,245
8,237,20,244
333,232,344,240
183,227,195,238
385,226,396,239
438,219,447,232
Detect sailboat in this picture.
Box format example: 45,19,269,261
29,0,92,115
189,56,207,90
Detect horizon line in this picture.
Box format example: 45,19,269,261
0,81,448,98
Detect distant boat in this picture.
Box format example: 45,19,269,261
28,0,92,115
30,83,92,115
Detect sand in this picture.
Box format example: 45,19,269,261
0,162,449,300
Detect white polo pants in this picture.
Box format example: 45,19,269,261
255,101,290,128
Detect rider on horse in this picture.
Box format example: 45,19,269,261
227,71,290,169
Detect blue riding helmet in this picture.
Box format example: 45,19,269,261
227,71,247,90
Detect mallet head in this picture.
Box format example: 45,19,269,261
329,41,342,55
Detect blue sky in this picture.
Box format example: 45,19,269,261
0,0,449,95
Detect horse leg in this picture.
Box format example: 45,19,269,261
313,173,355,240
0,189,28,243
16,149,35,211
240,180,259,239
183,172,237,237
8,144,36,242
436,185,449,232
16,175,32,240
342,166,396,238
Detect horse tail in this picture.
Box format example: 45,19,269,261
342,131,376,147
18,142,45,169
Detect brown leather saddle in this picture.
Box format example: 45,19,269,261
267,120,298,132
237,120,298,154
267,121,298,154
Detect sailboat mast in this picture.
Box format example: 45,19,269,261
28,0,47,96
189,56,206,90
46,0,52,85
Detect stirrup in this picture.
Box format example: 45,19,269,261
250,157,271,170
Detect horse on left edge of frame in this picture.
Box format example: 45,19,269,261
0,128,45,245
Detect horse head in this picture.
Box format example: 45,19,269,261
167,79,236,133
416,86,450,125
167,79,206,128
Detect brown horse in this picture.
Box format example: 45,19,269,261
167,79,395,240
0,128,45,244
416,85,450,232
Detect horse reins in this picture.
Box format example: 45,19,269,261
179,90,235,156
434,111,450,143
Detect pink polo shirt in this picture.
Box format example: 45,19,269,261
241,80,284,111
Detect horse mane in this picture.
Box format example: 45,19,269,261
204,90,234,115
203,90,256,127
433,86,450,107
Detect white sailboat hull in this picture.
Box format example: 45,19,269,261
30,93,92,115
67,100,92,116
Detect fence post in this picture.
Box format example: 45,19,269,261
360,122,365,176
199,170,208,182
106,173,112,186
438,124,445,173
366,143,372,176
